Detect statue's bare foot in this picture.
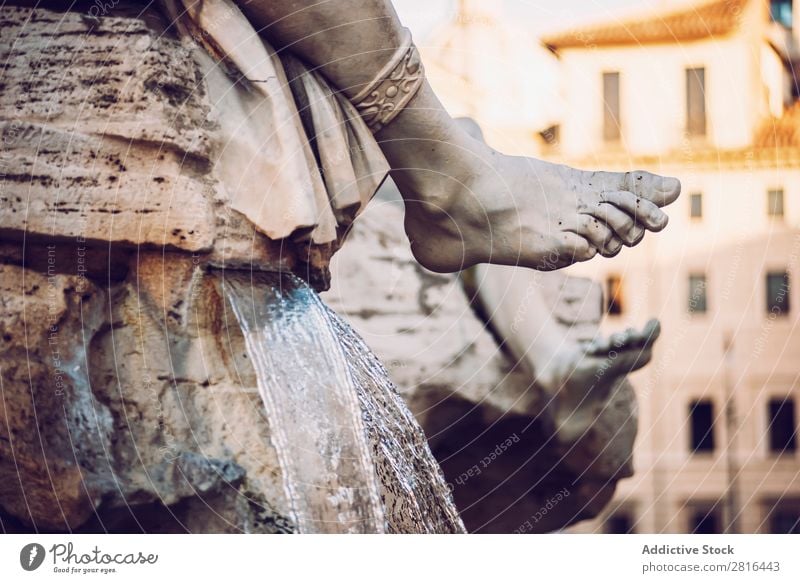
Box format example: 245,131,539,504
399,151,681,273
537,319,661,441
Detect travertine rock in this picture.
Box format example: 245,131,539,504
0,7,215,252
0,246,464,533
0,256,297,532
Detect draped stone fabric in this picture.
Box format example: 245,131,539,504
165,0,389,245
0,1,388,283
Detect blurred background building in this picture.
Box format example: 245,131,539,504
396,0,800,533
416,2,556,155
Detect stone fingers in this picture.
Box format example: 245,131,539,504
611,346,654,374
587,318,661,356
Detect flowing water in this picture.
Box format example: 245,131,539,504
331,311,465,533
222,271,385,533
221,271,464,534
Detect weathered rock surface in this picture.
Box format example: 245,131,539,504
0,5,293,531
0,4,347,285
0,255,298,532
324,188,638,533
0,7,215,252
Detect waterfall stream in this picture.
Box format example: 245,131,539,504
221,271,464,534
222,271,386,533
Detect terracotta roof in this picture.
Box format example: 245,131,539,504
542,0,750,51
755,102,800,148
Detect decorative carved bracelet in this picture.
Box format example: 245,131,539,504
350,28,425,133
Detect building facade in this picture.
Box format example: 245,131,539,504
419,0,557,156
541,0,800,533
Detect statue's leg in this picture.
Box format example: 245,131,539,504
240,1,681,273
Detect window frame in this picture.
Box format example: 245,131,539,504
689,192,703,220
768,188,785,219
689,399,716,454
766,271,791,316
605,512,635,534
686,501,723,534
688,273,708,314
605,273,624,316
686,67,707,137
764,498,800,534
602,71,622,143
770,0,793,28
767,396,798,455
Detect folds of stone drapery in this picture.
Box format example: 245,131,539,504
164,0,388,249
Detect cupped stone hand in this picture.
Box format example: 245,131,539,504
539,319,661,442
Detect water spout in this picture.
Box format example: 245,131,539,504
221,271,386,533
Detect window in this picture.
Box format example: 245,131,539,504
770,509,800,533
766,271,790,315
771,0,793,27
768,397,797,454
690,506,721,534
771,511,800,533
689,400,715,453
768,189,785,218
686,68,706,136
603,72,621,142
606,512,635,534
688,274,707,314
690,192,703,219
605,274,624,315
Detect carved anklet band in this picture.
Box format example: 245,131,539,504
351,28,424,133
